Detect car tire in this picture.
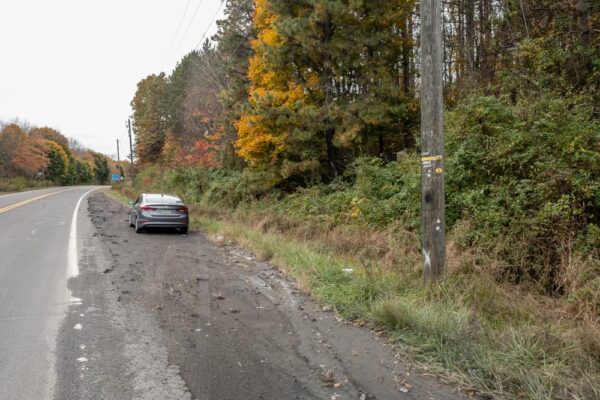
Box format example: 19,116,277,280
135,216,143,234
128,213,134,227
180,227,188,234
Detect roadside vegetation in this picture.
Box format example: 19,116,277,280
115,0,598,398
0,120,113,189
0,177,52,194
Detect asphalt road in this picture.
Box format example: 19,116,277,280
0,187,464,400
0,187,101,400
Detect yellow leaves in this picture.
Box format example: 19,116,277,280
261,27,281,47
254,0,277,30
235,114,286,165
235,0,314,168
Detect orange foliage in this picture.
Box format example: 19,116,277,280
11,137,49,176
173,139,218,168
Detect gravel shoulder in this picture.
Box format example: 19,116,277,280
57,191,464,400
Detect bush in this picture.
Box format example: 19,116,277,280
446,96,600,295
0,177,51,193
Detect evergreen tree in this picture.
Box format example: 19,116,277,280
46,141,68,183
213,0,256,169
93,153,110,184
131,73,168,164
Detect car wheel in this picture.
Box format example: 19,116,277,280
180,227,188,234
128,213,134,227
135,215,143,234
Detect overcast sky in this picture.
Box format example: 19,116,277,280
0,0,224,157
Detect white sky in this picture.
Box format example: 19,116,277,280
0,0,224,157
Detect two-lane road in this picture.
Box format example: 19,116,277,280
0,187,101,400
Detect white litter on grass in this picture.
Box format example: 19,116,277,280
73,323,82,330
77,357,88,363
343,268,354,274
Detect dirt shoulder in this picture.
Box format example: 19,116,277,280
91,191,464,399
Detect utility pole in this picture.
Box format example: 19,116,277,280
420,0,446,282
116,139,121,166
127,117,135,184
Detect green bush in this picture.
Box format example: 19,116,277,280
0,177,52,193
446,96,600,293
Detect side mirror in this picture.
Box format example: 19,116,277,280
128,201,134,206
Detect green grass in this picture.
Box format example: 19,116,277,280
109,187,600,399
0,177,52,194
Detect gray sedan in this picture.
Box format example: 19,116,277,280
128,193,189,234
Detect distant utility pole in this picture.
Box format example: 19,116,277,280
420,0,446,282
116,139,121,167
127,117,135,184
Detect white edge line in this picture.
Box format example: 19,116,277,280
68,188,101,279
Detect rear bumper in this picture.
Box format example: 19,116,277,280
138,216,189,229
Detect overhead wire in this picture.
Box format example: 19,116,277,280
170,0,206,63
163,0,193,70
193,0,226,51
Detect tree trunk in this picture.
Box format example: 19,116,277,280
401,14,411,96
465,0,475,79
578,0,591,47
322,11,342,177
325,127,341,176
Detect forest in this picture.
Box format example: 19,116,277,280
121,0,600,398
0,121,112,191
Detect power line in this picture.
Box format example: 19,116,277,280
171,0,206,60
193,0,225,51
163,0,193,69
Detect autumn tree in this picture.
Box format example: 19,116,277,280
237,0,418,180
30,127,69,151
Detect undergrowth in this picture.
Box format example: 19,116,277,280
0,177,52,193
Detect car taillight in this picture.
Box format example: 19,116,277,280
140,206,156,211
177,206,189,212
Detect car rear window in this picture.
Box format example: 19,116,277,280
145,194,184,205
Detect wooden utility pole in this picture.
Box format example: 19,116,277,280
420,0,446,282
116,139,121,166
127,117,135,183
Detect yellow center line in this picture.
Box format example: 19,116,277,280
0,189,74,215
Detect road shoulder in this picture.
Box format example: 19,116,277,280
97,191,465,399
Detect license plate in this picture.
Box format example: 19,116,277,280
156,210,175,215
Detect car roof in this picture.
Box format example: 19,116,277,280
143,193,184,204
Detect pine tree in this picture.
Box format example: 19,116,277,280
46,141,68,183
213,0,256,169
131,73,168,164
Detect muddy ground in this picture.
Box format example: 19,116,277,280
62,191,464,400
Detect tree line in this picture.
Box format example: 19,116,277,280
131,0,597,184
0,121,111,185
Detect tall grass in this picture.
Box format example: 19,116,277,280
191,209,600,399
0,177,52,193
